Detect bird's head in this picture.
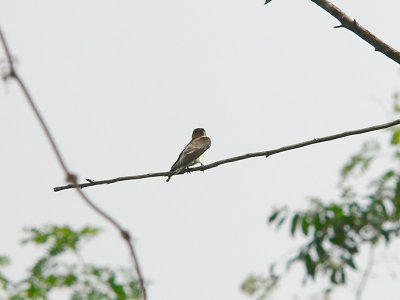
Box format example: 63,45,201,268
192,128,207,139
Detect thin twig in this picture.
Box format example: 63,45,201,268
0,26,147,300
310,0,400,64
355,246,375,300
74,188,147,298
54,118,400,192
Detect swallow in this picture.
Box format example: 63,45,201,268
167,128,211,182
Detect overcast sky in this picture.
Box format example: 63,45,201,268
1,0,400,299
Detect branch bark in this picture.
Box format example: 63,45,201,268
311,0,400,64
54,118,400,192
0,26,147,300
265,0,400,64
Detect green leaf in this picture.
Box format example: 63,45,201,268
340,268,346,284
27,281,44,298
301,217,310,235
268,210,281,224
342,244,358,255
45,274,58,287
342,257,356,270
330,205,343,218
107,274,127,298
330,226,346,246
330,270,338,284
268,207,287,224
241,274,278,298
276,214,287,229
391,128,400,145
315,242,326,260
0,273,9,289
0,256,10,266
290,214,300,236
340,141,379,181
304,254,315,279
341,154,362,179
312,213,322,230
63,273,78,287
380,229,390,244
241,275,261,295
80,226,101,237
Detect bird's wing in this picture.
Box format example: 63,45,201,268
170,137,211,172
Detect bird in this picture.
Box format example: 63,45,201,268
166,128,211,182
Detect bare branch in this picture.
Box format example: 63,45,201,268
0,26,147,300
355,246,375,300
311,0,400,64
54,118,400,192
0,28,70,174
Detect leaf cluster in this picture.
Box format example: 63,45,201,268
0,225,142,300
243,99,400,298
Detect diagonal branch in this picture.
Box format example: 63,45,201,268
355,246,375,300
54,118,400,192
0,26,147,300
310,0,400,64
265,0,400,64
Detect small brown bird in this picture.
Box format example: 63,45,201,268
167,128,211,182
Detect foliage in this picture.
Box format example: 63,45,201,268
243,99,400,299
0,225,141,300
241,273,278,300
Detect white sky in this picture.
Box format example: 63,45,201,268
0,0,399,299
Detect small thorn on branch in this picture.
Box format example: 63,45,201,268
334,24,344,29
311,0,400,64
86,178,95,183
0,57,17,80
264,0,273,4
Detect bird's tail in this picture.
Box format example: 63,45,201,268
166,167,184,182
166,169,176,182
